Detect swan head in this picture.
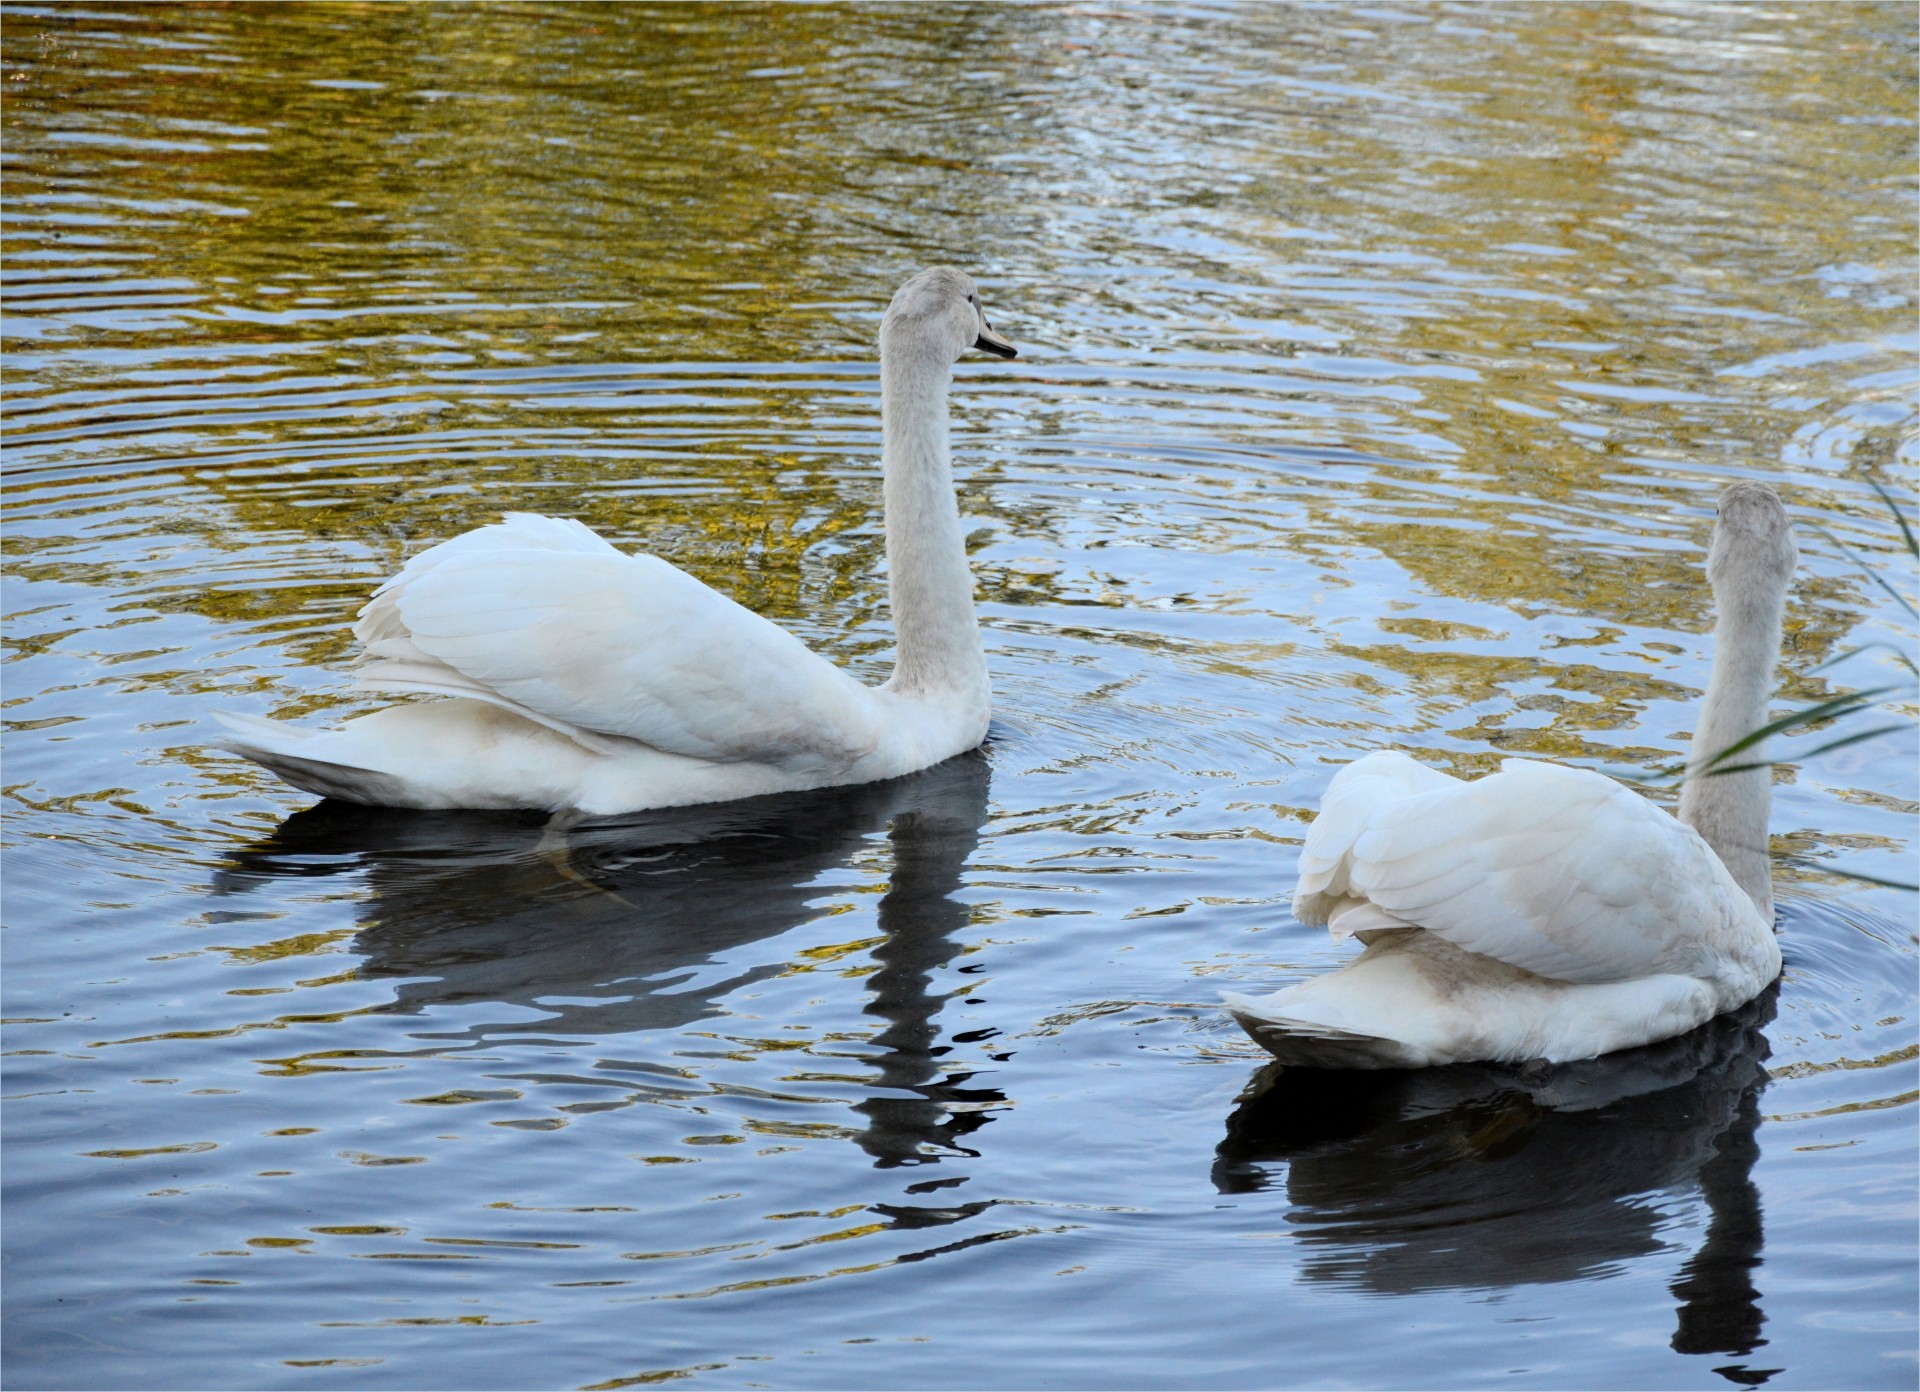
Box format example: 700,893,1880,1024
1709,482,1797,592
881,266,1017,363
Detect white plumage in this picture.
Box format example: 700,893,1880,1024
1227,483,1799,1067
1224,751,1779,1067
214,267,1019,815
351,512,882,768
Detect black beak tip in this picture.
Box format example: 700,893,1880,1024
975,335,1018,360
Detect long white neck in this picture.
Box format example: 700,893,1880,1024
879,338,985,698
1679,562,1789,922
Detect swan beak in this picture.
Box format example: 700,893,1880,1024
974,322,1017,359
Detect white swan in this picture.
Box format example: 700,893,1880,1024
214,266,1018,815
1226,482,1798,1068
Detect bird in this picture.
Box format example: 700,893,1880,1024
1225,482,1798,1068
213,267,1018,815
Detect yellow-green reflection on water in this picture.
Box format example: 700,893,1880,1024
2,3,1915,1389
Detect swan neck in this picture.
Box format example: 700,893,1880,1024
1679,565,1789,921
880,340,983,697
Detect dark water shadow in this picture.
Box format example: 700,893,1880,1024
848,756,1003,1169
1215,989,1782,1382
214,751,1004,1167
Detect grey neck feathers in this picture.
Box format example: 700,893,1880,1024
1678,562,1789,922
880,340,985,697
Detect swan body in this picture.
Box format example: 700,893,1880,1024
215,267,1019,815
1223,751,1780,1067
1228,482,1798,1068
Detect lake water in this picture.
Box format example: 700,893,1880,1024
3,4,1915,1388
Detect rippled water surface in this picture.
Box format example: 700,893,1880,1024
4,4,1917,1388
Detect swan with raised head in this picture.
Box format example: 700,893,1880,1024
1226,482,1797,1068
214,267,1017,815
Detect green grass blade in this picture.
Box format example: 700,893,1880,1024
1863,476,1918,558
1710,722,1911,774
1781,855,1919,893
1818,525,1919,620
1811,642,1919,677
1694,686,1901,772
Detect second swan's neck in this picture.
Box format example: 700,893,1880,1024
880,340,985,698
1679,558,1789,923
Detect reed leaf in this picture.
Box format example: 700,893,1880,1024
1863,475,1918,557
1810,642,1919,677
1643,686,1904,782
1710,722,1911,775
1781,855,1920,893
1817,525,1918,620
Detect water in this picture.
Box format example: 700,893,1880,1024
3,3,1916,1388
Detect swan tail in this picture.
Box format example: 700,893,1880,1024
1222,991,1426,1070
209,712,409,805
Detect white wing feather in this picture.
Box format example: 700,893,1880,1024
1294,750,1460,927
352,513,881,769
1292,751,1750,985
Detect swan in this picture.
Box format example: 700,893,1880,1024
1226,482,1798,1068
213,266,1018,815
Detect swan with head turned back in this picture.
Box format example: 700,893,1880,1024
213,267,1018,815
1226,482,1797,1067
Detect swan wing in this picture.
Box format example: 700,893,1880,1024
1297,755,1745,985
1294,750,1463,927
352,513,881,769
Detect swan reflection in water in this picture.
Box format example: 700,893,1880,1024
215,748,1003,1170
1216,990,1780,1378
